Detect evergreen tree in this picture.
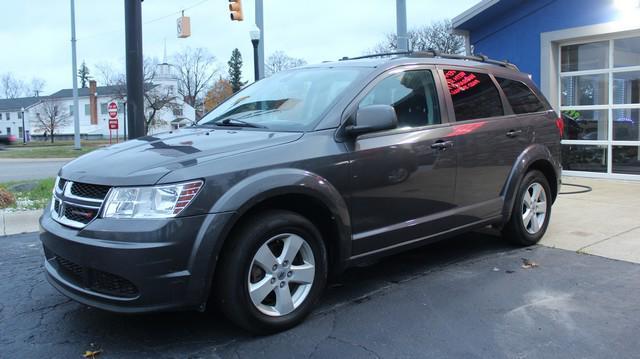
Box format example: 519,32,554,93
77,61,92,88
227,49,245,93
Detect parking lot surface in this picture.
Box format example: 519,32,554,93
1,231,639,358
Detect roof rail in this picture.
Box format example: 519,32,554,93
339,49,519,71
339,51,411,61
410,49,519,71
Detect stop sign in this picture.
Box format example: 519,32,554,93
107,101,118,120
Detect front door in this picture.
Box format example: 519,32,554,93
347,68,457,256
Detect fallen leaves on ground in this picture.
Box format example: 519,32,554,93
83,350,102,358
521,258,539,269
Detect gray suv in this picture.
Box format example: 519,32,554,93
40,52,562,333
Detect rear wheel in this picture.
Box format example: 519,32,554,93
215,210,327,334
502,170,552,246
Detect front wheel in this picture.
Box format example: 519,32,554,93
215,210,327,334
502,170,552,246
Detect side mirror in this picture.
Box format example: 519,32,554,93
345,105,397,136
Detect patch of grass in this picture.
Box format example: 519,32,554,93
0,145,99,158
0,178,55,210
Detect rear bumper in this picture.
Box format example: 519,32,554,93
40,209,234,313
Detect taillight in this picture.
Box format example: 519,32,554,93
555,117,564,138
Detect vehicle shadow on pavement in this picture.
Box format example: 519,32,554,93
67,231,513,346
3,230,518,357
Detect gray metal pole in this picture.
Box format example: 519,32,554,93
124,0,145,139
70,0,81,149
255,0,265,79
396,0,408,52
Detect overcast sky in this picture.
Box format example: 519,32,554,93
1,0,480,95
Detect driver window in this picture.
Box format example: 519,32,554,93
359,69,441,128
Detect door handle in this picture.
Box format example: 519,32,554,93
431,140,454,150
506,129,523,138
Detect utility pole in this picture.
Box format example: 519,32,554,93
255,0,265,79
70,0,81,150
124,0,145,139
396,0,408,52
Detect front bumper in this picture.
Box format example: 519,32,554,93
40,209,234,313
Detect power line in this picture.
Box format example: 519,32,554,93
77,0,211,42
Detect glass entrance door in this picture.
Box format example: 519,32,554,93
560,35,640,177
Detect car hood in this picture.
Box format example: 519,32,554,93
59,128,304,186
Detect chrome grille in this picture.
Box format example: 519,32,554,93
51,177,110,229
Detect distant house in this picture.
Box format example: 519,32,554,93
0,96,41,140
0,61,195,141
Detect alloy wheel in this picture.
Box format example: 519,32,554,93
522,182,547,234
247,233,315,316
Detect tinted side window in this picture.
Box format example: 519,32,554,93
359,70,440,128
497,77,546,114
444,69,503,121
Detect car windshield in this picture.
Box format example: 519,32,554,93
197,67,365,131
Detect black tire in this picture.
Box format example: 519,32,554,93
502,170,552,246
215,210,327,334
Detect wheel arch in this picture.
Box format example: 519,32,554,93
199,168,352,307
501,144,560,224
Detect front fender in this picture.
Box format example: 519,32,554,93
500,144,559,223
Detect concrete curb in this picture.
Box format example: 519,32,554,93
0,209,42,236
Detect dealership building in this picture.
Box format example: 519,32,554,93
453,0,640,179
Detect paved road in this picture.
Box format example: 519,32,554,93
1,231,639,358
0,158,69,181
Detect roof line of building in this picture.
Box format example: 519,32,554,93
452,0,501,29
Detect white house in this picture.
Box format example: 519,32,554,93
0,61,195,141
0,96,40,140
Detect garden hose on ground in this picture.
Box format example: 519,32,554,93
559,183,592,195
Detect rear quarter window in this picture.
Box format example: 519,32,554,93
496,77,547,114
444,69,504,121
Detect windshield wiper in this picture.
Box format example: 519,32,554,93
213,117,267,128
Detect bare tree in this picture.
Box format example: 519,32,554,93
33,97,71,143
173,47,219,115
1,73,26,99
265,51,307,77
95,61,125,86
369,20,465,55
29,78,46,97
99,59,180,135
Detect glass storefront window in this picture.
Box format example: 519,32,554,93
613,109,640,141
561,41,609,72
561,145,608,173
614,36,640,68
561,74,608,106
612,71,640,104
562,109,608,140
613,146,640,175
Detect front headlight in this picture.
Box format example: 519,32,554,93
102,180,203,219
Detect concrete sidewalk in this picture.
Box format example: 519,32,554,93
542,176,640,264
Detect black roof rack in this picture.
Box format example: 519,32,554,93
339,49,519,71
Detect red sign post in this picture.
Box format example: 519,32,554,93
107,101,119,144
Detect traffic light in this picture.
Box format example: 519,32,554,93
229,0,244,21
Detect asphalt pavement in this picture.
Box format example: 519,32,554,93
0,158,69,181
2,230,639,358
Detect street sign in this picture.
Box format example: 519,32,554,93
108,101,118,120
109,118,118,130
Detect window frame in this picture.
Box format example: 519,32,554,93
495,76,549,115
438,66,512,123
339,64,452,140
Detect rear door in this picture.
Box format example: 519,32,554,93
439,68,531,224
347,66,457,255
